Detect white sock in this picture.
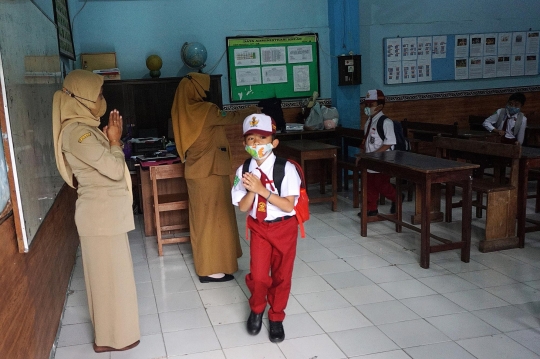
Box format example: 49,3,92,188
207,273,225,278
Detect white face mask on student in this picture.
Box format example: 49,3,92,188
245,143,273,160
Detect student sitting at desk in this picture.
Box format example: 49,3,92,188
360,89,398,217
482,92,527,144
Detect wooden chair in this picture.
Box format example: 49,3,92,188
434,136,521,252
335,126,364,207
150,163,190,256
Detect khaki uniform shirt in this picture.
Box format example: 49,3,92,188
62,123,134,236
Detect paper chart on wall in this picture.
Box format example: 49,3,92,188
483,56,496,78
484,33,497,55
288,45,313,63
386,62,402,84
235,67,262,86
498,32,512,55
525,55,538,75
262,66,287,84
511,54,525,76
470,34,484,57
454,58,468,80
260,47,286,65
455,35,470,57
386,38,402,62
417,58,432,82
512,32,526,54
526,31,540,54
417,36,432,60
468,57,482,79
496,56,511,77
293,65,310,91
432,36,447,59
234,48,260,66
402,60,417,83
402,37,417,61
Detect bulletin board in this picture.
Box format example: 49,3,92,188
384,30,540,84
226,33,320,102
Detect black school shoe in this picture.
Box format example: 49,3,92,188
269,320,285,342
357,209,379,217
198,274,234,283
390,193,406,214
246,311,263,335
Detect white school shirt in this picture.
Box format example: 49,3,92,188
482,108,527,145
231,153,301,221
364,111,396,173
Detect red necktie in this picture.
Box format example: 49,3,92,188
256,168,275,221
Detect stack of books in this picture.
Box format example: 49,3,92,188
93,68,121,81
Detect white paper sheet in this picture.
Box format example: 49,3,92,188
417,58,432,82
386,62,402,84
496,56,511,77
483,56,497,78
417,36,432,60
526,31,540,54
455,35,470,57
498,32,512,55
386,38,402,62
511,54,525,76
293,65,310,91
402,37,418,61
402,60,418,83
484,34,497,55
288,45,313,63
454,58,468,80
512,32,526,54
262,66,287,84
260,47,286,65
234,48,260,66
470,34,484,57
468,57,483,79
525,55,539,75
432,36,447,59
235,67,262,86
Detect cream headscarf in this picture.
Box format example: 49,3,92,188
52,70,130,191
170,72,213,162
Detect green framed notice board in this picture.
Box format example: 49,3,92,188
226,33,320,102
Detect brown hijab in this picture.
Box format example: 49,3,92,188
52,70,107,188
170,72,213,162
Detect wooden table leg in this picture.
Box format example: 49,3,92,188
331,155,337,211
420,180,431,269
361,166,368,237
518,160,529,248
461,175,472,262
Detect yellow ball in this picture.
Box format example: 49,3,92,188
146,55,163,71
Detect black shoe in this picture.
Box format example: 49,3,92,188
247,311,263,335
390,193,405,214
358,210,379,217
269,320,285,342
199,274,234,283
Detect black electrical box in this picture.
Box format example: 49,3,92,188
338,55,361,86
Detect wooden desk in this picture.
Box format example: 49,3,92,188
357,151,478,268
518,146,540,247
139,163,188,236
276,129,335,142
274,140,338,211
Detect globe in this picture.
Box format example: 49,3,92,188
146,54,163,78
181,42,207,71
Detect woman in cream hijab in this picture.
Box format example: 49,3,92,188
52,70,140,353
171,72,260,283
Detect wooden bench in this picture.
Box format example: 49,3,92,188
433,136,522,252
403,119,459,155
335,126,364,207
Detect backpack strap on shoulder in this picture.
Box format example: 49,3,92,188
376,115,389,141
242,158,251,174
273,157,287,196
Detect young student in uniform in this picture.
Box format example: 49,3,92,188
482,92,527,144
231,113,301,343
360,89,398,217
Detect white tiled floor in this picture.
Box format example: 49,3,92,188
52,185,540,359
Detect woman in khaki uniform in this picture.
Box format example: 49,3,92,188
52,70,140,353
171,73,260,283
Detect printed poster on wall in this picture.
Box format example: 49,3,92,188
483,56,496,78
496,56,511,77
288,45,313,63
454,58,468,80
432,35,447,59
455,35,470,57
512,32,526,54
498,32,512,55
470,34,484,57
402,37,417,61
402,60,417,83
469,57,483,79
484,33,497,55
526,31,540,54
260,47,286,65
511,54,525,76
417,58,432,82
386,62,402,84
417,36,432,59
234,48,260,66
525,55,538,75
386,38,402,62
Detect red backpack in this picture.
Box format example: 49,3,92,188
242,157,309,238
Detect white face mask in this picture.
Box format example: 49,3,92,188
364,105,378,117
245,143,273,160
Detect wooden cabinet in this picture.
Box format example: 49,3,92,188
101,75,223,138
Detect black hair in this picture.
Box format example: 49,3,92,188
508,92,526,106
